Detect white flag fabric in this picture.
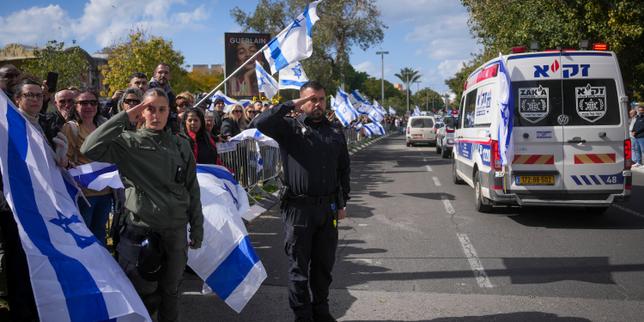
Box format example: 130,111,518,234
496,57,513,166
412,106,421,116
263,1,321,74
209,90,239,112
331,89,359,127
255,61,279,99
189,165,266,313
279,61,309,90
229,128,279,149
388,107,396,115
68,162,124,190
0,92,150,322
362,122,386,137
368,100,385,123
350,90,372,115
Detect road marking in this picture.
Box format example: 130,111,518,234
425,165,433,172
358,223,368,227
441,195,455,215
613,204,644,219
456,233,494,288
432,176,442,187
423,157,428,162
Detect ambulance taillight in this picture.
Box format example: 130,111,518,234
490,140,502,171
624,139,632,170
592,42,609,51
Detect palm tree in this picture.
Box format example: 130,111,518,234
395,67,421,114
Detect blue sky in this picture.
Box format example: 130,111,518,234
0,0,481,95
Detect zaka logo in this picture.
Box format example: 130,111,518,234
533,59,590,78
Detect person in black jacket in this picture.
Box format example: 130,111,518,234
220,104,247,140
182,107,220,165
254,81,350,322
632,105,644,167
40,88,75,145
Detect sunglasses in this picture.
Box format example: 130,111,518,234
77,100,98,106
124,99,141,105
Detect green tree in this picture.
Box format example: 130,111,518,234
413,88,445,112
187,69,224,93
22,40,91,90
231,0,386,94
100,31,194,96
362,77,403,102
395,67,421,113
459,0,644,100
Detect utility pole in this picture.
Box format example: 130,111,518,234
376,51,389,103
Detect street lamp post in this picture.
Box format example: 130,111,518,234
376,51,389,103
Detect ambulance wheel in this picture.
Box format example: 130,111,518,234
452,158,464,185
474,171,493,213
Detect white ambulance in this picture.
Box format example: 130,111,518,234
452,47,632,213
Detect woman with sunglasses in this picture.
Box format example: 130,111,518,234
61,89,112,245
220,104,247,140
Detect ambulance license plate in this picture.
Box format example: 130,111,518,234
515,175,555,185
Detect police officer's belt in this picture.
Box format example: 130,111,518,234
285,193,336,206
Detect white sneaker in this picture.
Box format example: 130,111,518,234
634,163,642,167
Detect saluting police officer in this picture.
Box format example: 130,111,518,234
255,81,350,322
81,88,203,322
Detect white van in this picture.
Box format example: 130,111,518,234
406,115,438,146
453,49,632,213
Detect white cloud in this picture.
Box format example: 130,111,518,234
0,5,72,45
377,0,462,21
437,59,467,79
355,61,376,76
0,0,210,48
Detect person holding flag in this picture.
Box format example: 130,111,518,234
254,81,350,322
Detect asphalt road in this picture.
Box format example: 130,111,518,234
180,133,644,322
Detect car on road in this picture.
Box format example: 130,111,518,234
406,115,438,146
452,46,631,213
436,117,456,158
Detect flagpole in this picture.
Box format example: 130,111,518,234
193,20,298,108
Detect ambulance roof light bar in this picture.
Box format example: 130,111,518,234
579,39,590,50
511,46,527,54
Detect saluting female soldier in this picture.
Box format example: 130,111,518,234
80,88,203,322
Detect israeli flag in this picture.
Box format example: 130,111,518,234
350,90,372,115
68,162,124,190
0,92,150,321
255,61,279,99
209,90,239,111
229,128,279,149
190,165,266,313
496,58,513,166
331,89,359,127
263,1,321,74
388,107,396,115
279,61,309,90
368,100,385,123
412,106,421,116
363,122,385,137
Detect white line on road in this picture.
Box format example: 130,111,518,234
432,176,442,187
613,204,644,219
425,165,433,172
441,195,455,215
456,233,494,289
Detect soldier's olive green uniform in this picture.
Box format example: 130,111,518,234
80,111,203,322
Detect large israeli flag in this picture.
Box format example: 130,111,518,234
496,58,513,166
331,89,359,127
189,165,266,313
350,90,372,115
0,92,150,322
368,100,385,123
279,61,309,90
412,106,421,116
255,61,279,100
263,1,321,74
68,162,123,191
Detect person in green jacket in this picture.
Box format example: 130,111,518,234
80,87,203,322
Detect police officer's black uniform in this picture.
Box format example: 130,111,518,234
255,100,350,322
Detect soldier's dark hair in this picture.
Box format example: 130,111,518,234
12,78,41,100
143,87,169,103
300,80,325,93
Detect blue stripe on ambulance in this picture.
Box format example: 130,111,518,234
570,173,624,185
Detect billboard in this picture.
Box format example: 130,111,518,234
224,32,271,99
